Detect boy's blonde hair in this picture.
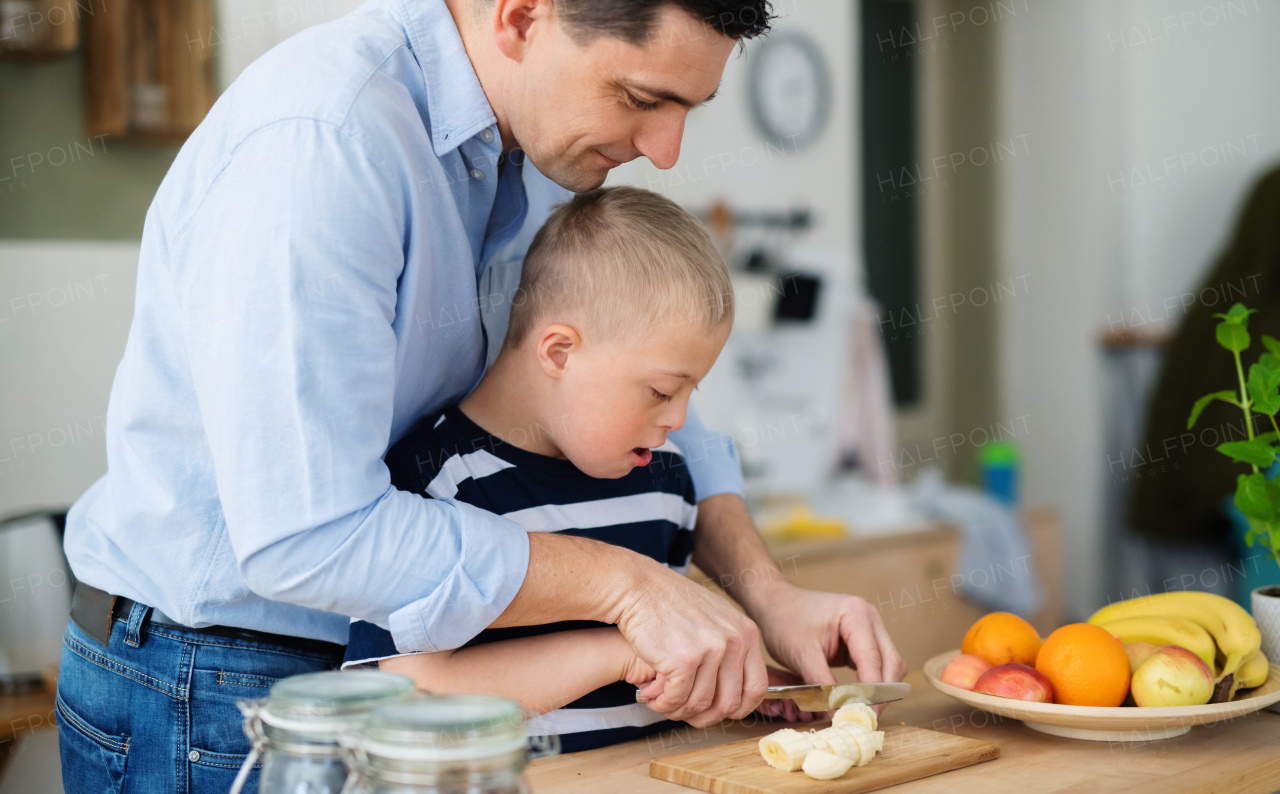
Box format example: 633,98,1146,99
504,186,734,348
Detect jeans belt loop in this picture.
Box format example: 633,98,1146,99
124,600,150,648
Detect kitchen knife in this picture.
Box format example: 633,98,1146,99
635,682,910,712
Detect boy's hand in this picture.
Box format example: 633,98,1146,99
753,666,823,723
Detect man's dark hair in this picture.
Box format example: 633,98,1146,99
559,0,773,45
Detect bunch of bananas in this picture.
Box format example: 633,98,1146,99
1087,591,1268,701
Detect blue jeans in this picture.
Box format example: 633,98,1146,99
56,602,343,794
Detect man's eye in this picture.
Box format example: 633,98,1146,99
625,93,660,111
652,388,673,402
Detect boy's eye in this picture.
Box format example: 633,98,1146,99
652,388,673,402
625,92,660,111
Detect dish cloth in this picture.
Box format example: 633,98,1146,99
909,469,1044,616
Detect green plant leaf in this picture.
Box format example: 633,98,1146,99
1216,320,1251,353
1248,363,1280,415
1187,390,1240,428
1263,335,1280,359
1214,304,1257,325
1219,439,1277,467
1235,472,1275,521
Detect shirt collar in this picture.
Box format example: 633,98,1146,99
390,0,499,157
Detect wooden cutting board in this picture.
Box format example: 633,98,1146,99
649,724,999,794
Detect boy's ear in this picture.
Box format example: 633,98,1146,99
535,324,581,379
491,0,553,63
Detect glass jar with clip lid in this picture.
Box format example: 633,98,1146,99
231,670,416,794
341,695,560,794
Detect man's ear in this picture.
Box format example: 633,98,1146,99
492,0,554,62
535,323,581,379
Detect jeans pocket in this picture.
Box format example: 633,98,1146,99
55,693,130,794
189,746,260,794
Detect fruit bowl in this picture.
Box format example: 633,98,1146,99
924,649,1280,742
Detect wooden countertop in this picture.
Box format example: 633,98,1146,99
527,670,1280,794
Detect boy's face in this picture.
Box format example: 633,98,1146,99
550,320,731,478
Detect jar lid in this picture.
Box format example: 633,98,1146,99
261,671,416,732
360,695,528,761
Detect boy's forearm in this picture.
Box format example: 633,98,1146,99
379,628,630,714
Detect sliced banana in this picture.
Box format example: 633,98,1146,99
758,728,813,771
802,749,854,780
832,703,878,732
811,727,861,763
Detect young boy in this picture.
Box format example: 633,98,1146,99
342,186,735,752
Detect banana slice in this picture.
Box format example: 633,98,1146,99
758,728,814,771
832,703,878,731
811,727,861,763
832,723,886,765
802,749,854,780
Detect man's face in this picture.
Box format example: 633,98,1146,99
509,6,736,191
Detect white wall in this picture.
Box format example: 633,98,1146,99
995,0,1280,619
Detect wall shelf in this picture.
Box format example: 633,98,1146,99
0,0,83,60
84,0,215,140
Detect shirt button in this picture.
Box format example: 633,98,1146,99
188,750,200,762
479,129,494,143
470,168,485,180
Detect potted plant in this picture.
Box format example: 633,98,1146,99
1186,303,1280,705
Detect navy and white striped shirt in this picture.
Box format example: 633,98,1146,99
344,406,697,751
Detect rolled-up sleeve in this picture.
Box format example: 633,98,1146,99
172,119,527,653
670,405,744,502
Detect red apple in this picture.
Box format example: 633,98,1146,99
973,663,1054,703
940,654,994,690
1131,645,1213,707
1124,641,1158,673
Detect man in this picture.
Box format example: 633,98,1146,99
57,0,906,789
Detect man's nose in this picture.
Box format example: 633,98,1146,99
636,111,686,170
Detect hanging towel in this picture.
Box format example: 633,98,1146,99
909,469,1044,616
836,297,899,484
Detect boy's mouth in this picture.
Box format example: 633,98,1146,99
631,447,652,467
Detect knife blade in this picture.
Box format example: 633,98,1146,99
635,682,910,712
762,682,910,712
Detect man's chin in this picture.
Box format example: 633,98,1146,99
536,158,611,193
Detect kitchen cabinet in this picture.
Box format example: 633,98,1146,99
691,507,1062,671
0,0,80,59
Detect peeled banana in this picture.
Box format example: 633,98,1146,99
832,703,878,732
1230,649,1270,699
1096,615,1218,673
1087,592,1261,680
758,729,813,772
802,749,854,780
759,720,885,778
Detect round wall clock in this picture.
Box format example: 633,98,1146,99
747,32,833,151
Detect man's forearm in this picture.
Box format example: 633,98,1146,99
690,493,791,617
490,532,658,628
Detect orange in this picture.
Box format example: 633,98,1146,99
1034,623,1130,707
961,612,1042,667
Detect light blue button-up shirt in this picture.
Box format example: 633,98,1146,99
64,0,742,653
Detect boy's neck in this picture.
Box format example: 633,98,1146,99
458,351,566,458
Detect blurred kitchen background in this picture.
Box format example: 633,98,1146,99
4,0,1280,789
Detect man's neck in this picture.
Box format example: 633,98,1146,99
442,0,520,152
459,354,564,457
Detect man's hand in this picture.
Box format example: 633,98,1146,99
623,562,769,728
750,583,907,715
692,494,907,716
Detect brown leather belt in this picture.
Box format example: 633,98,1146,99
70,581,345,657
